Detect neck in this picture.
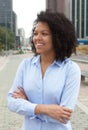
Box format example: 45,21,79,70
40,53,56,64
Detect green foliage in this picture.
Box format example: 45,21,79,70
0,26,15,51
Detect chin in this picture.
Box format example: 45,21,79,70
36,50,43,54
36,52,42,54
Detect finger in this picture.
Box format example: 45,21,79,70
13,95,21,98
13,92,20,96
61,114,71,120
13,91,27,99
14,87,24,94
63,108,73,115
18,87,25,94
12,93,19,98
63,110,72,116
18,87,23,91
59,118,67,124
13,91,23,98
18,87,28,99
13,93,23,98
13,91,22,95
62,112,72,120
63,107,73,113
13,91,19,95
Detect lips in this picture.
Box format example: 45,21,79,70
36,43,44,48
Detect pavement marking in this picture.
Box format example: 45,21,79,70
77,100,88,115
0,56,9,71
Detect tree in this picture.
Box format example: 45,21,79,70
0,26,15,51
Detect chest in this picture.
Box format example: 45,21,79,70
22,65,67,103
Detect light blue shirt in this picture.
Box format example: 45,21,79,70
8,55,81,130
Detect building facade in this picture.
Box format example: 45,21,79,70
0,0,17,35
18,28,25,47
46,0,88,38
46,0,70,18
69,0,88,38
12,11,18,35
0,0,13,31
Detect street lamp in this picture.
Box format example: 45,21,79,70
3,4,8,55
5,13,7,52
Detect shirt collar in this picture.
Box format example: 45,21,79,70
52,58,70,67
32,55,70,67
32,55,41,67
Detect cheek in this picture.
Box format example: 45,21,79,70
47,38,53,47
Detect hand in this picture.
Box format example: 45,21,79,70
12,86,28,100
46,104,72,124
35,104,72,124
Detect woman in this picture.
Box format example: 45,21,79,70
8,10,81,130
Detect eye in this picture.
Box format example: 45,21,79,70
33,32,38,36
42,32,49,36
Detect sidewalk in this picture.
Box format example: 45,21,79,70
0,55,9,71
71,82,88,130
71,54,88,130
0,53,88,130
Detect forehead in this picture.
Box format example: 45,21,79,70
34,22,50,31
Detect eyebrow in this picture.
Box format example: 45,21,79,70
34,29,50,32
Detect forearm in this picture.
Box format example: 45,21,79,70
35,104,72,124
35,104,48,115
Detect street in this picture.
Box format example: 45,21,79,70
0,52,88,130
0,53,32,130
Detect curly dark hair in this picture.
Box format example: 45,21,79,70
30,10,78,61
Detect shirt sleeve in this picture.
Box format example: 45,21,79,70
60,61,81,111
7,59,37,118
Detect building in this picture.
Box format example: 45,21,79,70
18,28,25,47
0,0,17,35
0,0,13,31
12,11,18,36
46,0,70,18
69,0,88,38
46,0,88,38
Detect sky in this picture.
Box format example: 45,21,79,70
13,0,46,38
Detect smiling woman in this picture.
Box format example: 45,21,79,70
8,10,81,130
13,0,45,37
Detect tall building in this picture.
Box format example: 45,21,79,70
18,28,25,46
0,0,13,31
0,0,17,35
69,0,88,38
46,0,70,18
13,11,18,35
46,0,88,38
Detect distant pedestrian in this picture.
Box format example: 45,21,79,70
8,10,81,130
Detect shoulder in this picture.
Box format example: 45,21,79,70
18,55,38,69
64,58,81,75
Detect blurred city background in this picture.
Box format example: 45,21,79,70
0,0,88,54
0,0,88,130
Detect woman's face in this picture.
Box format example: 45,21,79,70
33,22,54,55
